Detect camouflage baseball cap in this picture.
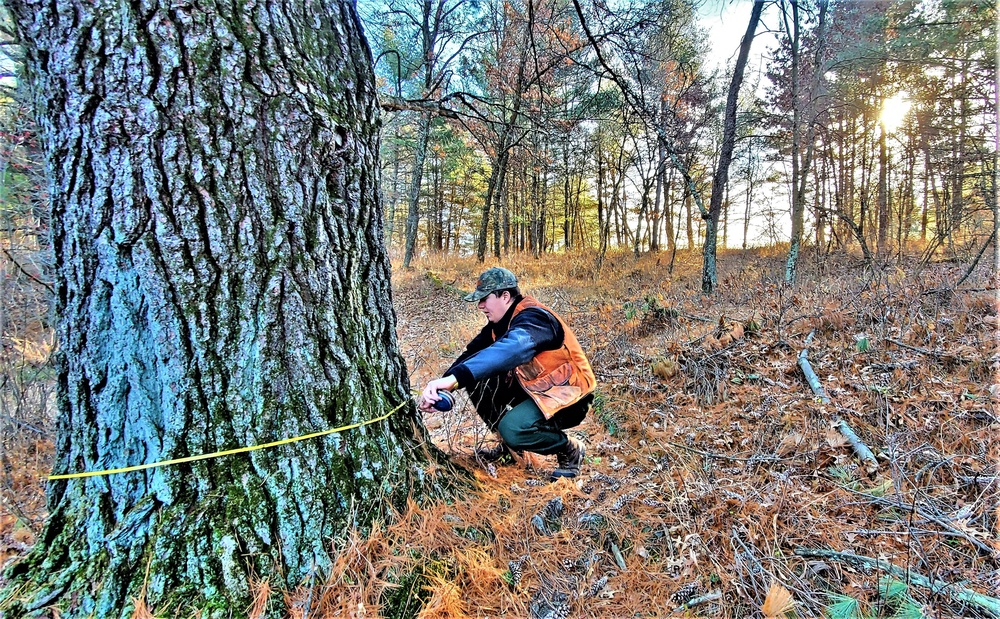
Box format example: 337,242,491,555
464,267,518,302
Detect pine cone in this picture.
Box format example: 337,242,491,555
544,497,564,519
587,575,608,597
507,554,530,588
610,492,638,512
671,581,702,605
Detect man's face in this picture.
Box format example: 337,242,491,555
478,291,510,323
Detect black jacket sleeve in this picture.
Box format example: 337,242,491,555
447,308,564,389
447,324,495,373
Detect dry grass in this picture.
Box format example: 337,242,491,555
386,248,999,618
2,246,998,618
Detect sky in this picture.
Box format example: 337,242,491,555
698,0,766,72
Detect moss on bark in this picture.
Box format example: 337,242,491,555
0,0,465,616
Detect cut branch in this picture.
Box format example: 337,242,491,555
842,489,999,558
886,338,974,364
379,95,460,119
834,418,878,473
793,548,1000,617
665,441,783,463
673,591,722,613
797,330,830,403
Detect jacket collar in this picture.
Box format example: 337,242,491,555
491,294,524,338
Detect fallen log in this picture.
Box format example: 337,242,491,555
834,418,878,473
793,548,1000,618
798,330,830,403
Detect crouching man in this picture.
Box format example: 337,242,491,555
418,267,597,480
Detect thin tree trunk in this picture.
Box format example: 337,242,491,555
877,122,889,255
634,187,648,259
921,114,933,243
651,139,665,252
743,160,753,250
433,156,444,251
595,140,609,273
563,141,571,250
785,0,828,283
703,0,763,292
665,166,676,253
404,113,432,268
478,161,499,262
685,190,694,250
538,150,548,257
387,143,402,246
950,63,969,252
573,161,585,249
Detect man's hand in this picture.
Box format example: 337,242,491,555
419,376,458,412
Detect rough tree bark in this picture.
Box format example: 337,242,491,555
994,31,999,275
3,0,455,617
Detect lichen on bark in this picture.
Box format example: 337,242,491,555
0,0,463,617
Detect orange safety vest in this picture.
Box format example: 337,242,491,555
495,296,597,419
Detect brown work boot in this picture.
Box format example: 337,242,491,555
551,437,585,480
475,441,515,465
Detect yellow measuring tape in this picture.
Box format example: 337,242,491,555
48,399,410,480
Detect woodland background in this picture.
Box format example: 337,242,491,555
358,0,996,280
0,0,998,617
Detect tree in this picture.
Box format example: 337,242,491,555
572,0,713,261
3,0,454,616
775,0,831,283
371,0,476,269
702,0,765,293
464,0,586,261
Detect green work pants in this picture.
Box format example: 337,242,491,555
494,397,568,456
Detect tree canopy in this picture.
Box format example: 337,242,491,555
365,0,996,281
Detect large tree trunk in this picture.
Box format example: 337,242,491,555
994,36,999,275
4,1,454,617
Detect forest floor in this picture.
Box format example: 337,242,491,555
1,247,998,618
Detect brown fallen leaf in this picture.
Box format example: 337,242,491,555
761,582,796,618
776,432,807,456
730,322,745,340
